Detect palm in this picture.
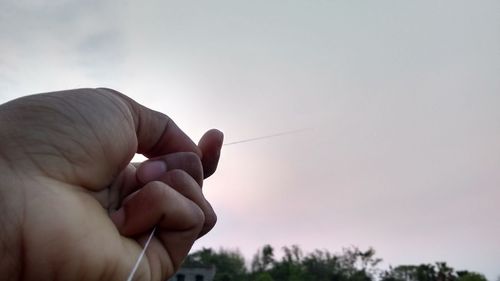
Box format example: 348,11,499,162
25,179,136,280
0,88,222,281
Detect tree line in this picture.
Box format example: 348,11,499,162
182,245,489,281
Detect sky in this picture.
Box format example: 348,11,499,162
1,0,499,279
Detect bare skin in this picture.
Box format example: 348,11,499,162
0,88,223,281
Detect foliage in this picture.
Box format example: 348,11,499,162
456,272,488,281
184,245,487,281
252,244,275,273
252,272,275,281
381,263,488,281
183,247,248,281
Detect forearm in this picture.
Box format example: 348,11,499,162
0,233,21,281
0,210,22,281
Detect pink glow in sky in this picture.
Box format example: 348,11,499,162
1,1,499,279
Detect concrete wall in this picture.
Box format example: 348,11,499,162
167,266,216,281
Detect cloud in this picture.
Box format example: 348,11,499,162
0,0,125,97
1,0,499,279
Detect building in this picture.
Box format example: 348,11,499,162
167,266,216,281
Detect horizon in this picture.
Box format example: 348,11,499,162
1,1,499,280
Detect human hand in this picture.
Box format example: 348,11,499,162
0,88,223,281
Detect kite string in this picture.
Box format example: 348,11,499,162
125,128,308,281
125,227,156,281
223,128,309,146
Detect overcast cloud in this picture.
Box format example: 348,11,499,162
1,0,499,279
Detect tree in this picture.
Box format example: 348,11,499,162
382,264,432,281
338,246,381,280
456,272,488,281
253,272,275,281
184,245,489,281
252,244,275,273
301,249,340,281
436,262,455,281
415,264,437,281
184,247,248,281
357,247,383,278
269,245,305,281
380,266,407,281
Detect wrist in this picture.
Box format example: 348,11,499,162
0,162,23,281
0,237,21,281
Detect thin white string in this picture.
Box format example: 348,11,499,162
223,128,309,146
126,227,156,281
125,128,308,280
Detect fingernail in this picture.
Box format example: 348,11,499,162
138,160,167,183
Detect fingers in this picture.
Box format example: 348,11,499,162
94,164,139,212
110,179,206,273
110,181,204,236
157,170,217,237
98,88,223,179
113,152,204,210
137,152,204,187
198,129,224,178
119,165,216,237
134,128,223,187
118,154,216,238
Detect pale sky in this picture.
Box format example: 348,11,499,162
1,0,499,279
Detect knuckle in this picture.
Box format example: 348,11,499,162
182,152,203,176
168,168,190,179
204,211,217,231
144,181,171,206
186,203,206,231
182,151,201,162
166,169,193,187
147,180,168,194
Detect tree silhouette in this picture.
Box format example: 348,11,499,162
183,245,487,281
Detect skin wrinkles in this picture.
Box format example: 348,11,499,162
42,93,130,188
53,92,134,185
18,138,87,187
147,118,173,157
0,88,223,281
0,98,98,183
0,212,18,280
0,173,23,281
56,91,137,177
95,88,143,147
53,94,109,159
91,164,139,215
